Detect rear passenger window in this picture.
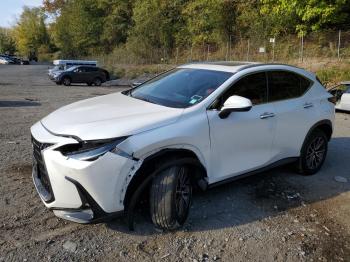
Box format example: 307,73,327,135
300,76,312,93
268,71,311,102
219,72,267,106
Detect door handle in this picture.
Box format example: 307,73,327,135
303,102,314,108
260,112,275,119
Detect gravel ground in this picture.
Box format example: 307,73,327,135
0,65,350,262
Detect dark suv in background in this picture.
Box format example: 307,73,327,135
52,65,110,86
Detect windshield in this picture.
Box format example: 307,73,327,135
129,68,233,108
67,66,78,71
53,65,64,71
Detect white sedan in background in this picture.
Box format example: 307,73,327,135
329,81,350,112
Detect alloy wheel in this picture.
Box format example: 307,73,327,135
175,167,192,221
306,136,326,170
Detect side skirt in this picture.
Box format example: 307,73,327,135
208,157,298,189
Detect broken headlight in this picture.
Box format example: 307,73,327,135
56,137,131,161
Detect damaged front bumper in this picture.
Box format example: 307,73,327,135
31,121,140,223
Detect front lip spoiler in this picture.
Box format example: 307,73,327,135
51,208,124,224
51,176,124,224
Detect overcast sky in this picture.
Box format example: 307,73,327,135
0,0,43,27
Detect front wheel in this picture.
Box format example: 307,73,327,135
150,165,192,230
297,129,328,175
62,77,71,86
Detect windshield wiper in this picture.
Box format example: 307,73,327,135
137,96,158,104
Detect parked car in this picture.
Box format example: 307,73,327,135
31,62,334,230
0,56,15,64
48,59,97,78
0,57,9,64
20,59,30,65
0,54,30,65
51,65,109,86
328,81,350,112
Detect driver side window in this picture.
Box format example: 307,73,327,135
218,72,267,107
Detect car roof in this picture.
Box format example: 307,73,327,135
53,60,97,65
178,61,306,74
179,61,259,73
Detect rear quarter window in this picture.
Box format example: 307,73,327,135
268,71,312,102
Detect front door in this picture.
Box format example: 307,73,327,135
206,72,276,183
72,67,88,83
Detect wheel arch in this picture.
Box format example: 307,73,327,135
62,74,71,80
307,120,333,142
123,148,207,209
301,119,333,155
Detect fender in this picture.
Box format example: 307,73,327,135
120,146,207,206
301,119,333,150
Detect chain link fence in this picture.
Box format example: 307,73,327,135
91,29,350,77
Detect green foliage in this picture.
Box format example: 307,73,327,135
127,0,186,60
261,0,350,35
181,0,238,45
0,28,16,54
13,7,50,57
316,65,350,86
53,0,132,57
7,0,350,61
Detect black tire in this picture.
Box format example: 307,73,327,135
55,82,62,85
297,129,328,175
94,77,102,86
150,164,192,230
62,77,71,86
87,82,93,86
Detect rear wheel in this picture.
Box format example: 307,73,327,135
298,129,328,175
94,77,102,86
62,77,71,86
150,164,192,230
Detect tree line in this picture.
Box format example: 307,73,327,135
1,0,350,61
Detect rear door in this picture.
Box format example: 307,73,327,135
267,70,317,159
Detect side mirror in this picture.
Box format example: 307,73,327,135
218,95,252,119
131,81,144,88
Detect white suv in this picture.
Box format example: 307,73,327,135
31,62,334,230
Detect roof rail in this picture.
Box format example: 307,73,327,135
236,63,304,72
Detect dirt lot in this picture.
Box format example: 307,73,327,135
0,65,350,262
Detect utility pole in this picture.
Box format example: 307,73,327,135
190,46,193,62
175,47,179,64
207,45,210,61
246,39,250,61
226,41,229,61
272,38,275,62
300,34,304,63
337,30,341,61
229,35,232,61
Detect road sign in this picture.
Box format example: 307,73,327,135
259,47,265,53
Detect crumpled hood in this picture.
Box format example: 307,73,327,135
41,92,184,141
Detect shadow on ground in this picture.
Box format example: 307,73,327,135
0,100,41,107
107,137,350,234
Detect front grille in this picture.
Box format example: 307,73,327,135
31,136,54,202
